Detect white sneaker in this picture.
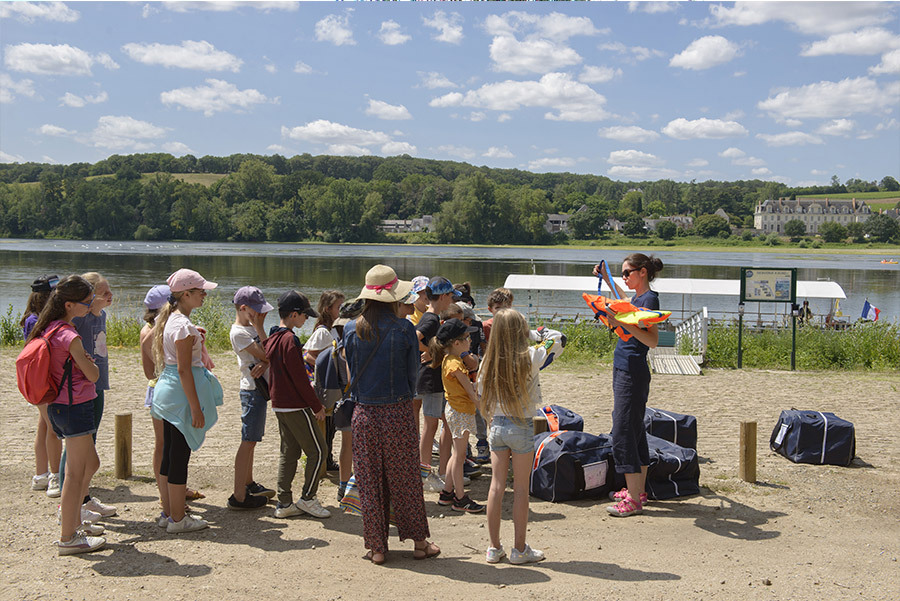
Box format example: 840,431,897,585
58,533,105,556
156,512,169,528
46,473,61,498
509,544,545,565
32,472,50,490
274,502,303,518
422,472,445,493
79,522,105,536
295,497,331,519
486,545,506,564
57,505,102,525
166,514,208,533
84,497,117,517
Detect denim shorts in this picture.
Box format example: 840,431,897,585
488,415,534,455
421,392,446,419
240,388,268,442
48,401,97,439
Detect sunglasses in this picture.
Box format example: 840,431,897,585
76,294,95,307
621,268,638,279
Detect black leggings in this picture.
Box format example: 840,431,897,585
160,420,191,485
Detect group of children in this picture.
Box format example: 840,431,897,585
22,269,564,565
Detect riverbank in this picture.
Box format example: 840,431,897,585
1,350,898,600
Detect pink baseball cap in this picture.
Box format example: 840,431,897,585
167,269,217,293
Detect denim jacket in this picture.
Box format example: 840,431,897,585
343,313,418,405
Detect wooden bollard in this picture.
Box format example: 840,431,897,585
115,412,132,479
533,416,549,436
739,421,757,483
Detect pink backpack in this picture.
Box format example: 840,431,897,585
16,323,74,406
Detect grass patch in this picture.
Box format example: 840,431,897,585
798,191,900,201
140,172,228,186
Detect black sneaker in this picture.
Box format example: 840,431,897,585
337,486,346,502
228,493,267,510
246,481,276,499
437,489,455,506
326,460,340,473
451,495,485,514
463,460,483,479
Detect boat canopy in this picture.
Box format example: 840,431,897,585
503,275,846,300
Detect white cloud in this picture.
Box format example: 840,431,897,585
328,144,371,156
142,4,156,19
489,35,582,75
802,27,900,57
719,147,746,159
282,120,396,156
418,71,457,89
0,74,37,103
382,141,417,155
162,2,299,13
817,119,856,136
378,20,410,45
752,167,772,175
265,64,277,74
293,61,313,74
756,131,825,147
484,146,514,159
598,126,659,143
662,117,748,139
122,40,242,72
707,2,894,36
734,156,766,167
467,112,486,122
498,113,512,123
365,99,412,120
871,48,900,75
315,14,355,46
810,169,828,175
670,35,741,70
436,145,476,160
528,157,577,171
162,141,195,155
758,77,899,119
628,1,678,13
0,1,79,22
608,165,679,180
41,155,57,164
600,42,665,62
90,115,167,150
423,11,464,44
0,150,26,163
579,65,622,83
38,124,74,136
59,90,107,108
607,149,663,166
430,72,611,122
4,43,117,76
686,158,709,167
161,79,271,116
483,11,599,41
266,144,294,154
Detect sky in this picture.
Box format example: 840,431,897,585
1,1,899,187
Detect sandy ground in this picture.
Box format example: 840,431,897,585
1,349,898,601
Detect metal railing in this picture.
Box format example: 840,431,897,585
676,307,709,358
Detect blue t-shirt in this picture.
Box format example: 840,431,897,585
73,311,109,391
612,289,659,373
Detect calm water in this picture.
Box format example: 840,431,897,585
1,239,897,330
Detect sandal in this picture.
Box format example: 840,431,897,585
413,540,441,560
364,550,386,565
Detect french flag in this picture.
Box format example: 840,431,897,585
861,300,881,321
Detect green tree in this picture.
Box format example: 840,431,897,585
783,219,806,241
694,214,731,238
846,221,866,242
818,221,847,243
643,179,682,214
232,199,269,241
655,220,677,240
880,175,900,191
619,190,643,215
622,214,646,237
864,214,900,243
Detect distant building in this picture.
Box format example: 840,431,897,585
544,213,571,234
714,208,731,223
644,215,693,232
378,214,433,233
605,218,625,232
754,198,872,234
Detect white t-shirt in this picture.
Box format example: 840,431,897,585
302,325,339,353
230,323,264,390
163,312,204,367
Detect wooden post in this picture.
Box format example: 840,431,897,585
739,421,756,483
115,412,132,479
533,416,548,436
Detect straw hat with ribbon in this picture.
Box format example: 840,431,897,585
358,264,413,303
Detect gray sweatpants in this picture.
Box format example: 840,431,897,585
275,408,325,505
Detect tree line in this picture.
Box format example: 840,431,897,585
0,153,897,245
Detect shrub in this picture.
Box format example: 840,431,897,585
1,305,22,346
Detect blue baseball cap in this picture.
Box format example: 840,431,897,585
427,276,462,297
234,286,274,314
143,284,171,310
411,275,430,294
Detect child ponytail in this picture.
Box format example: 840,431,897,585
151,291,184,374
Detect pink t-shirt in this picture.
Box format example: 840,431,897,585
45,320,97,405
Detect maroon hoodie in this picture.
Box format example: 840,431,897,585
263,327,323,413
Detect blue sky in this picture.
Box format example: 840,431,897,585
1,1,898,187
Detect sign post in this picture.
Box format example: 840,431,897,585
739,268,798,370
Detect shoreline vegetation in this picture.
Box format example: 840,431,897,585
3,297,897,371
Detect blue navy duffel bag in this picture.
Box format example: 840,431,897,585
540,405,584,432
530,430,614,502
645,434,701,500
769,409,856,466
644,407,698,450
